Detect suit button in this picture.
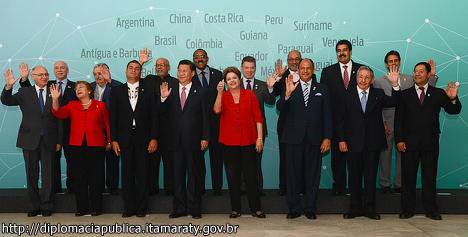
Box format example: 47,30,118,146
236,104,239,107
238,130,241,133
238,124,241,127
236,111,239,114
237,117,240,120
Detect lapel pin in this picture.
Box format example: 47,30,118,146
194,90,197,93
67,86,71,89
404,78,407,81
96,105,99,107
142,89,144,91
313,87,316,91
48,94,51,97
427,94,430,97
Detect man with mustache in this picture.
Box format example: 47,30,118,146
320,40,364,196
191,49,224,196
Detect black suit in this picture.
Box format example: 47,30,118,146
274,70,317,192
337,86,399,214
2,86,62,211
320,61,364,192
395,85,461,215
159,82,210,214
20,79,77,193
91,80,122,192
277,80,332,214
192,66,224,192
142,74,178,195
109,80,158,213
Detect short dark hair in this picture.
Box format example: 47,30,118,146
75,81,94,99
178,60,196,71
241,56,256,67
193,49,208,58
126,60,141,69
414,62,431,73
299,58,315,69
384,50,401,63
223,66,242,79
335,40,352,52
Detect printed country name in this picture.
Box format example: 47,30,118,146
234,51,268,61
204,13,244,23
186,39,223,49
265,15,283,25
155,36,177,45
294,21,332,31
278,44,313,54
323,36,364,47
240,31,268,40
116,18,154,29
80,48,150,60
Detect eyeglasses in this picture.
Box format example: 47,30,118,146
156,64,168,67
287,57,301,62
194,55,207,59
32,73,50,77
75,85,86,90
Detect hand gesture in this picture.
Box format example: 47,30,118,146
102,65,111,83
19,62,30,80
139,47,153,65
217,79,225,93
256,138,264,153
386,64,400,87
285,74,299,98
160,81,172,98
339,141,348,152
148,139,158,153
112,141,121,156
444,81,460,100
3,69,20,89
275,59,287,77
428,59,436,77
201,140,209,151
266,72,280,89
49,83,61,100
384,123,390,136
397,142,406,152
321,138,331,153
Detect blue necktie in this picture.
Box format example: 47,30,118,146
201,71,208,90
361,91,367,112
58,81,63,97
303,82,309,107
39,88,44,135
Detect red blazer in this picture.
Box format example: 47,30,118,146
52,100,110,147
215,89,264,146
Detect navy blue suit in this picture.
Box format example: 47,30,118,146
276,80,332,214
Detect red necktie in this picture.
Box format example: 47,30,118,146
246,79,252,90
419,87,425,105
181,87,186,109
343,65,349,89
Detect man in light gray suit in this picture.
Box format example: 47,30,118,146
240,56,277,195
1,66,62,217
373,50,438,194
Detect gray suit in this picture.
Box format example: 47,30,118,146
373,74,437,189
1,86,62,211
240,78,275,191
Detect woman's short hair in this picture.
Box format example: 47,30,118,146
76,81,94,99
223,66,241,79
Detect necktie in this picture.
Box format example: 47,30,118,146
343,65,349,89
293,71,299,82
39,88,44,114
201,71,208,90
361,91,367,112
181,87,187,109
303,82,309,107
58,82,63,97
419,87,425,105
95,87,100,101
246,79,252,90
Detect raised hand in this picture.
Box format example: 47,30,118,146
285,74,299,98
19,62,30,80
49,83,61,100
160,81,172,98
275,58,287,77
3,69,20,89
139,47,153,65
266,72,280,89
444,81,460,100
102,65,111,83
386,64,400,86
428,59,436,77
217,79,225,93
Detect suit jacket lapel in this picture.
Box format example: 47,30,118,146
351,88,364,114
365,88,378,114
182,85,197,112
29,87,42,116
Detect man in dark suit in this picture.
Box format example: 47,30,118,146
19,61,77,194
276,58,332,219
2,66,62,217
395,62,461,221
109,60,159,217
337,66,400,220
274,50,317,195
138,50,179,196
191,49,224,195
91,63,122,195
374,51,439,194
160,60,210,219
240,56,276,195
320,40,364,196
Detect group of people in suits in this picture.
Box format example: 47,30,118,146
1,39,461,221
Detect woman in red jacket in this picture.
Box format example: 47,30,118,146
213,66,265,218
51,81,110,216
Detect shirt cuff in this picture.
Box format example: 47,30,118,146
160,97,167,103
268,87,274,93
392,85,401,91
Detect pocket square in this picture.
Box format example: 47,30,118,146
315,93,322,96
